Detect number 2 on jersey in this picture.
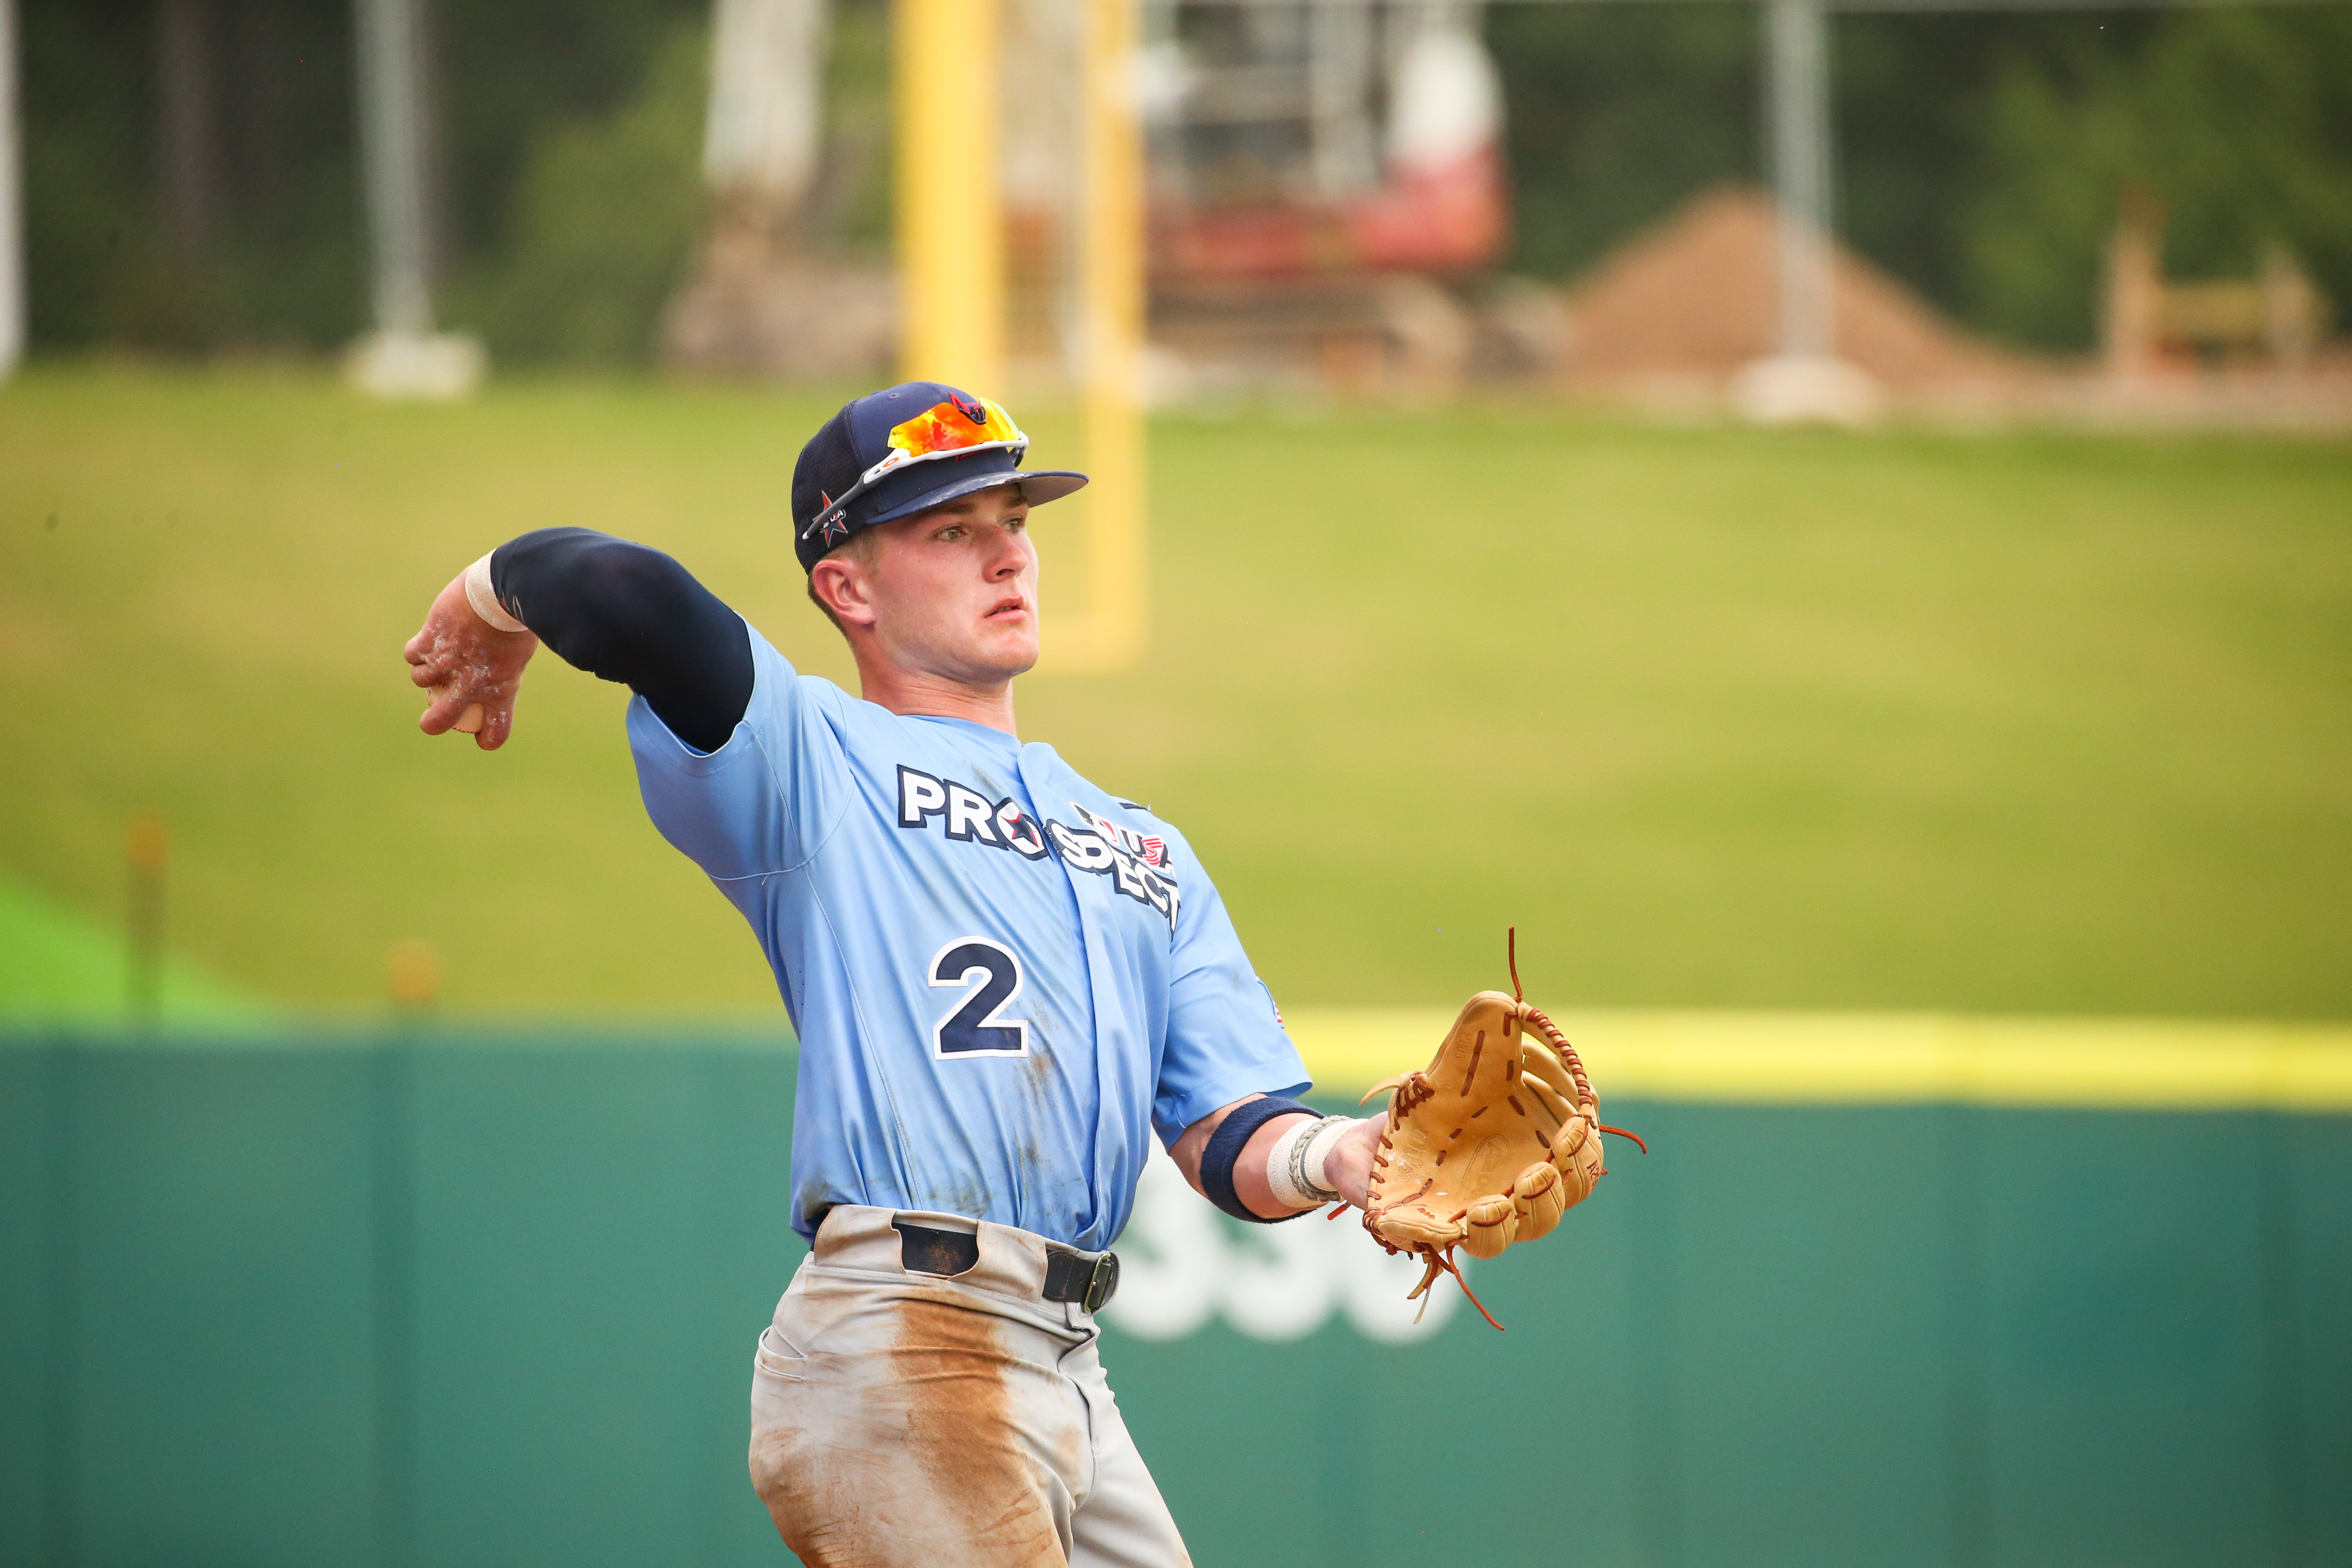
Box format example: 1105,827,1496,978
928,938,1029,1058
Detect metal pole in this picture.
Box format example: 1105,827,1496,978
0,0,23,379
893,0,1004,388
156,0,222,261
1071,0,1147,669
355,0,433,336
1765,0,1832,358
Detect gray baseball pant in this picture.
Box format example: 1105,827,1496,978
747,1205,1194,1568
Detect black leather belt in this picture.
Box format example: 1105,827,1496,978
893,1220,1121,1313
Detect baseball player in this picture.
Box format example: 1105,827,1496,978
403,382,1390,1568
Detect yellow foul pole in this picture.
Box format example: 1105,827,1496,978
893,0,1003,390
1065,0,1148,670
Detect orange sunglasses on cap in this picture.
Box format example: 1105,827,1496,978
800,396,1030,544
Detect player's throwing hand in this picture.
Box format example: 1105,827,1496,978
405,554,538,750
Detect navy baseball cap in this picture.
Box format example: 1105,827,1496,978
791,382,1087,573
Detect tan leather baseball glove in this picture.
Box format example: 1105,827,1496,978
1356,933,1642,1329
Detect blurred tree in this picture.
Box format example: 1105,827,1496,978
22,0,178,347
1489,2,1760,285
17,0,2350,362
446,21,707,365
1960,8,2352,350
1493,4,2351,353
21,0,707,358
154,0,221,261
23,0,359,351
433,0,703,274
1832,10,2161,346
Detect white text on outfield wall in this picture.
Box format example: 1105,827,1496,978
1103,1147,1464,1344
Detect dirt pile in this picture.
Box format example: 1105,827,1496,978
1558,186,2033,392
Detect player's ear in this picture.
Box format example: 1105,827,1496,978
810,554,878,629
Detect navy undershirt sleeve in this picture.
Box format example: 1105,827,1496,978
488,527,754,755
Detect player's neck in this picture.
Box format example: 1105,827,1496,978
856,661,1020,737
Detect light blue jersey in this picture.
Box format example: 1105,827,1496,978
628,625,1308,1251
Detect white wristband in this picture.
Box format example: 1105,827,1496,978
462,551,529,634
1266,1114,1357,1209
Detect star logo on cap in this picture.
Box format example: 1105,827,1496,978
814,491,851,545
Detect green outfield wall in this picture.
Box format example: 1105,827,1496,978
2,1031,2346,1568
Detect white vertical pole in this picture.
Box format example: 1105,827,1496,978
1765,0,1831,359
0,0,23,379
705,0,830,207
355,0,433,336
1307,0,1375,200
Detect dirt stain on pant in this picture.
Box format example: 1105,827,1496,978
893,1294,1067,1566
752,1428,854,1566
749,1293,1072,1568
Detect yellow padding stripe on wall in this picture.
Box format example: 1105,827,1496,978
1283,1009,2352,1111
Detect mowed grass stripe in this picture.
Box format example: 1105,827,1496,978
0,867,266,1025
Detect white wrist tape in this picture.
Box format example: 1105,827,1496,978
462,551,529,634
1266,1114,1357,1209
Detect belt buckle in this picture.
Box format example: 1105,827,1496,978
1082,1251,1120,1313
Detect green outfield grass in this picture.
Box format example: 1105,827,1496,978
2,365,2347,1020
0,866,263,1027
